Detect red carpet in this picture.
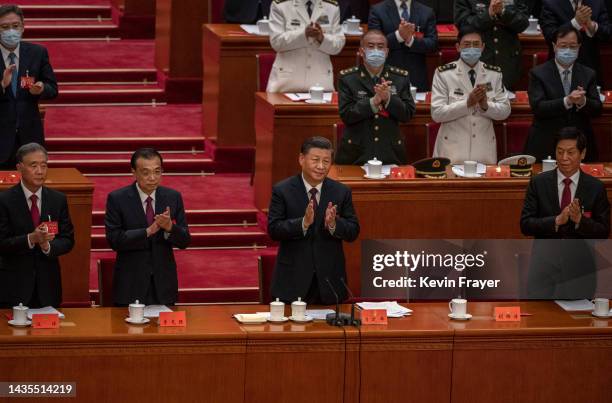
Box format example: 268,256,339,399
16,0,111,5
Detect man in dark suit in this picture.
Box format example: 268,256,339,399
0,5,58,170
540,0,611,84
335,29,415,165
454,0,530,90
105,148,191,306
268,137,360,305
368,0,438,91
420,0,455,23
0,143,74,308
520,127,610,299
223,0,272,23
525,26,601,162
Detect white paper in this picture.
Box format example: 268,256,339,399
306,309,335,320
415,92,427,102
452,163,487,175
27,306,65,320
284,92,333,102
555,299,594,312
240,24,268,36
144,305,173,318
356,301,412,318
233,313,268,323
361,164,398,176
506,91,516,100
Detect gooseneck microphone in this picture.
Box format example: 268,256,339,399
340,277,361,326
325,277,353,326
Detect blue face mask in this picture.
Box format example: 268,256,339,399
364,48,386,68
460,47,482,66
556,47,578,66
0,29,22,48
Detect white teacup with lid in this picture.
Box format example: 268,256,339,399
542,156,556,172
366,158,383,177
128,299,145,322
12,303,29,325
291,297,307,321
257,16,270,34
270,298,285,321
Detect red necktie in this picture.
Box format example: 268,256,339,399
560,177,572,211
145,196,154,226
309,188,318,211
30,194,40,226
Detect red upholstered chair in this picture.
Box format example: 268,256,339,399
426,122,441,157
97,258,115,307
532,51,549,67
438,48,459,66
332,122,345,151
258,254,277,304
503,121,532,158
256,53,276,92
209,0,225,23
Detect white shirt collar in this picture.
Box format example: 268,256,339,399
0,42,20,63
396,0,411,9
557,168,580,186
135,182,156,204
555,59,573,75
458,58,481,72
20,180,41,201
301,173,323,195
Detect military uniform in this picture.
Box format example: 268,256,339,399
335,64,416,165
431,59,511,164
267,0,345,92
454,0,530,90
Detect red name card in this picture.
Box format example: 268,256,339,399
20,75,35,89
581,164,605,177
159,311,186,327
494,307,521,322
390,166,415,179
485,165,510,178
44,221,59,235
360,309,388,325
32,313,60,329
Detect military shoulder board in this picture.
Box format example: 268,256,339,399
389,66,408,77
483,64,502,72
437,63,456,72
273,0,289,4
322,0,339,5
340,66,359,76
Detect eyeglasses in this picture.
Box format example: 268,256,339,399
459,41,482,48
556,44,580,50
0,23,23,31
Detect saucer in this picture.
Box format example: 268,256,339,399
289,315,313,323
591,311,612,319
125,317,150,325
305,99,328,104
343,29,363,36
363,173,387,180
8,319,31,327
267,316,289,323
448,313,472,321
522,30,540,36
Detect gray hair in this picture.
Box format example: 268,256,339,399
16,143,48,163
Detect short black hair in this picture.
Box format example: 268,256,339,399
130,148,163,169
556,127,587,152
300,136,333,155
457,25,482,43
0,4,24,22
360,29,387,47
554,26,582,44
16,143,48,163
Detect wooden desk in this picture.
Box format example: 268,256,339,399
0,169,93,307
0,302,609,403
202,24,362,147
253,92,612,210
328,164,612,295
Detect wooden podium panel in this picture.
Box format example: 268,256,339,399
0,168,93,307
202,24,362,147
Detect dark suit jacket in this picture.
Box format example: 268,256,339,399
0,185,74,307
0,42,58,164
336,64,416,165
420,0,456,23
540,0,611,84
339,0,371,22
525,60,602,161
268,175,360,304
223,0,272,23
105,183,191,305
368,0,438,91
520,169,610,238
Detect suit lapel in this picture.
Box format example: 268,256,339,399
130,183,148,227
17,43,29,99
317,178,331,226
292,174,310,210
549,169,562,213
155,187,166,216
547,61,566,99
40,186,50,223
294,0,312,24
574,170,587,205
385,0,401,27
570,63,584,91
561,0,576,19
12,184,35,231
456,60,474,95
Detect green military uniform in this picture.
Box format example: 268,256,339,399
335,64,416,166
454,0,530,90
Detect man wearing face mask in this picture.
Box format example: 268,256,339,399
0,4,57,170
335,29,416,165
431,26,510,164
524,26,601,162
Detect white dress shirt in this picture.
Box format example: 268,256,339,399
22,181,50,254
394,0,415,47
301,174,335,235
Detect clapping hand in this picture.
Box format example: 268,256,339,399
29,81,44,95
398,19,415,42
568,86,587,106
154,206,173,232
373,78,391,106
568,199,583,224
324,202,337,230
467,85,487,108
303,199,315,229
489,0,504,17
2,64,15,90
305,22,324,43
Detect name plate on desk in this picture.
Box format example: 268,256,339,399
159,311,186,327
360,309,388,325
581,164,605,177
494,307,521,322
485,166,510,178
390,166,415,179
32,314,60,329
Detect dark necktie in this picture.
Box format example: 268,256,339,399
309,188,318,211
400,1,410,21
469,69,476,87
8,52,17,96
145,196,154,226
306,0,313,18
30,194,40,226
560,178,572,211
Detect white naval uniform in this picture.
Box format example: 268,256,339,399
431,58,511,164
267,0,345,92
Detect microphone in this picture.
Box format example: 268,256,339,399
340,277,360,326
325,277,352,326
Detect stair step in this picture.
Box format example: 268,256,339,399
91,209,260,226
23,21,120,39
55,68,158,83
51,84,166,104
21,5,112,19
46,136,204,152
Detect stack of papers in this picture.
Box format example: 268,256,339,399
239,24,268,36
27,306,65,320
356,301,412,318
555,299,594,312
144,305,173,318
361,164,397,176
306,309,334,320
284,92,333,102
233,313,268,323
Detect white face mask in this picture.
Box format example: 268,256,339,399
0,28,22,48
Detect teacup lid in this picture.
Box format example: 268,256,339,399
529,15,538,21
292,297,306,305
14,302,27,310
310,84,324,91
367,157,382,166
258,16,269,22
129,299,145,307
271,297,284,305
542,155,556,162
348,15,360,22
